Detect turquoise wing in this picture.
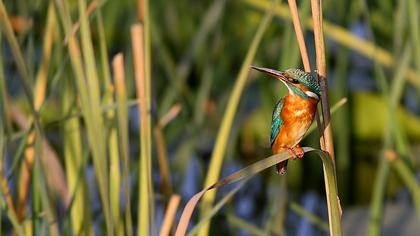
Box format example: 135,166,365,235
270,98,284,147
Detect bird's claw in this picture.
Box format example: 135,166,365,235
285,148,298,159
281,146,305,159
293,146,304,159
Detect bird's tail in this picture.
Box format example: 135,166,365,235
276,160,288,175
274,149,288,174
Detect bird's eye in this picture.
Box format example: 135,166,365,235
290,78,299,84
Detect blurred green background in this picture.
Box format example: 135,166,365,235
0,0,420,235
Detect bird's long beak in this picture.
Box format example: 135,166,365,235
251,66,289,83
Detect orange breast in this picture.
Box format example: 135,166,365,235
273,95,318,150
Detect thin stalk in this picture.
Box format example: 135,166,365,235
407,0,420,74
136,0,155,233
388,155,420,219
311,0,335,162
154,124,173,198
132,24,154,236
63,78,93,235
96,8,122,235
159,195,181,236
287,0,311,71
113,53,133,236
197,4,275,235
368,156,389,236
310,0,340,235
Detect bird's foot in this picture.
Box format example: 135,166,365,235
284,148,298,159
292,145,304,159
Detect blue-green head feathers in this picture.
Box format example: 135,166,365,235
283,68,321,97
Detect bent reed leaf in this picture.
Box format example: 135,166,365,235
175,147,316,236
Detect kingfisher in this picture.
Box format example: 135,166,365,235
252,66,320,174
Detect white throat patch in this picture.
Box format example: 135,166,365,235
305,91,319,100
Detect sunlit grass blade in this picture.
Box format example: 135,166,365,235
78,0,112,233
197,3,275,235
113,53,133,235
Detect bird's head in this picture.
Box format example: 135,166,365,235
252,66,321,100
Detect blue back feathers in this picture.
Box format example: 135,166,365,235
270,98,284,147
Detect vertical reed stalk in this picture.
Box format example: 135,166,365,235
113,53,133,236
310,0,340,235
95,8,122,235
159,195,181,236
310,0,335,161
136,0,155,233
63,79,93,235
132,24,154,236
287,0,311,71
